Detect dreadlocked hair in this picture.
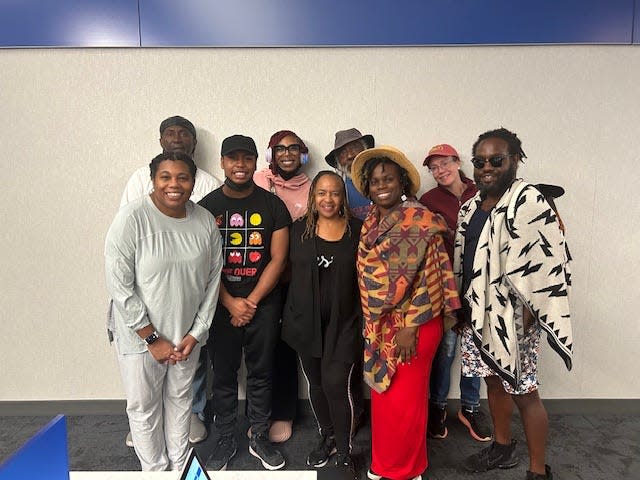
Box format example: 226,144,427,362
302,170,352,241
472,127,527,161
360,156,411,198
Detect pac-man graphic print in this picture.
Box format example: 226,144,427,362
220,210,265,282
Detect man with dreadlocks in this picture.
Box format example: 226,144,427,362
454,128,573,480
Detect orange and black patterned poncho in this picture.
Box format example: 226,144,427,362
357,201,461,393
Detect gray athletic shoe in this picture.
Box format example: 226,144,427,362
188,413,208,444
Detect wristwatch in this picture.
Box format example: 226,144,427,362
143,331,160,345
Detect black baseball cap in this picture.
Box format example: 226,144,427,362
221,135,258,157
159,116,196,139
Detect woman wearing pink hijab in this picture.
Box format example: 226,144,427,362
253,130,311,442
254,130,311,221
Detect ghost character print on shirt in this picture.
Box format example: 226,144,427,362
215,210,265,281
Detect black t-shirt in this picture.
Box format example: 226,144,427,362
199,185,291,298
462,207,491,294
315,236,343,324
461,206,491,322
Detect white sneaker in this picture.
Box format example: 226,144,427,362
189,413,208,444
367,469,381,480
125,431,133,448
368,469,420,480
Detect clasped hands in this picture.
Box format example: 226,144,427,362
226,296,257,328
148,334,198,365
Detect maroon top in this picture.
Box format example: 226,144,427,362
418,174,478,261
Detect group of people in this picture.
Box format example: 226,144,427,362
104,116,573,480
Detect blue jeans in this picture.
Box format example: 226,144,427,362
191,347,208,419
429,329,480,410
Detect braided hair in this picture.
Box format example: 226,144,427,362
472,127,527,161
302,170,352,241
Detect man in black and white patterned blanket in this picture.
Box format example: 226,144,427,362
454,128,572,480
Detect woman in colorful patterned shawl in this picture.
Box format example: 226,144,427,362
351,146,461,480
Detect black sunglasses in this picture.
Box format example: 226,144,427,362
470,154,513,169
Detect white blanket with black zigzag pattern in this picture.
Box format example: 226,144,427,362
454,179,573,389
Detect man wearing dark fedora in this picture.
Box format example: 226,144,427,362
325,128,375,220
116,115,221,448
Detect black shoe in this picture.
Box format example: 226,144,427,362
464,439,519,472
334,453,357,479
526,464,553,479
206,435,237,471
428,403,448,439
458,408,492,442
306,434,337,467
249,432,285,470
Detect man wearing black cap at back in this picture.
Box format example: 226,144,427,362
116,115,221,448
199,135,291,471
120,115,221,206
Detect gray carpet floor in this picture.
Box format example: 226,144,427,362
1,403,638,479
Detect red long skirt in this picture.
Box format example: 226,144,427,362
369,317,443,480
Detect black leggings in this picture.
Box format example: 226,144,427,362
299,355,355,455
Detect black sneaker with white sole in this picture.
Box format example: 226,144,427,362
206,435,237,471
306,434,337,467
249,432,285,470
334,453,357,480
464,439,519,472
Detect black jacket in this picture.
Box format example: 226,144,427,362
282,216,363,363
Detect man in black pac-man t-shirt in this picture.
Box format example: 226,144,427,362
199,135,291,472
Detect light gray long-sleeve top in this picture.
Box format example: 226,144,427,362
105,196,223,354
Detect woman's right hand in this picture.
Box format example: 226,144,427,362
396,326,418,364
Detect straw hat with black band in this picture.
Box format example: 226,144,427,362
350,145,421,198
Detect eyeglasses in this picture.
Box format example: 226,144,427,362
273,144,301,155
470,154,513,169
428,157,456,174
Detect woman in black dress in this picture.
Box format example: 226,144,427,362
282,170,363,477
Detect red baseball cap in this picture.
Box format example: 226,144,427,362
423,144,459,166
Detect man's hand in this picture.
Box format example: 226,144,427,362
225,297,257,322
174,334,198,360
148,338,179,364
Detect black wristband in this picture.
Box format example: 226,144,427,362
143,331,160,345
